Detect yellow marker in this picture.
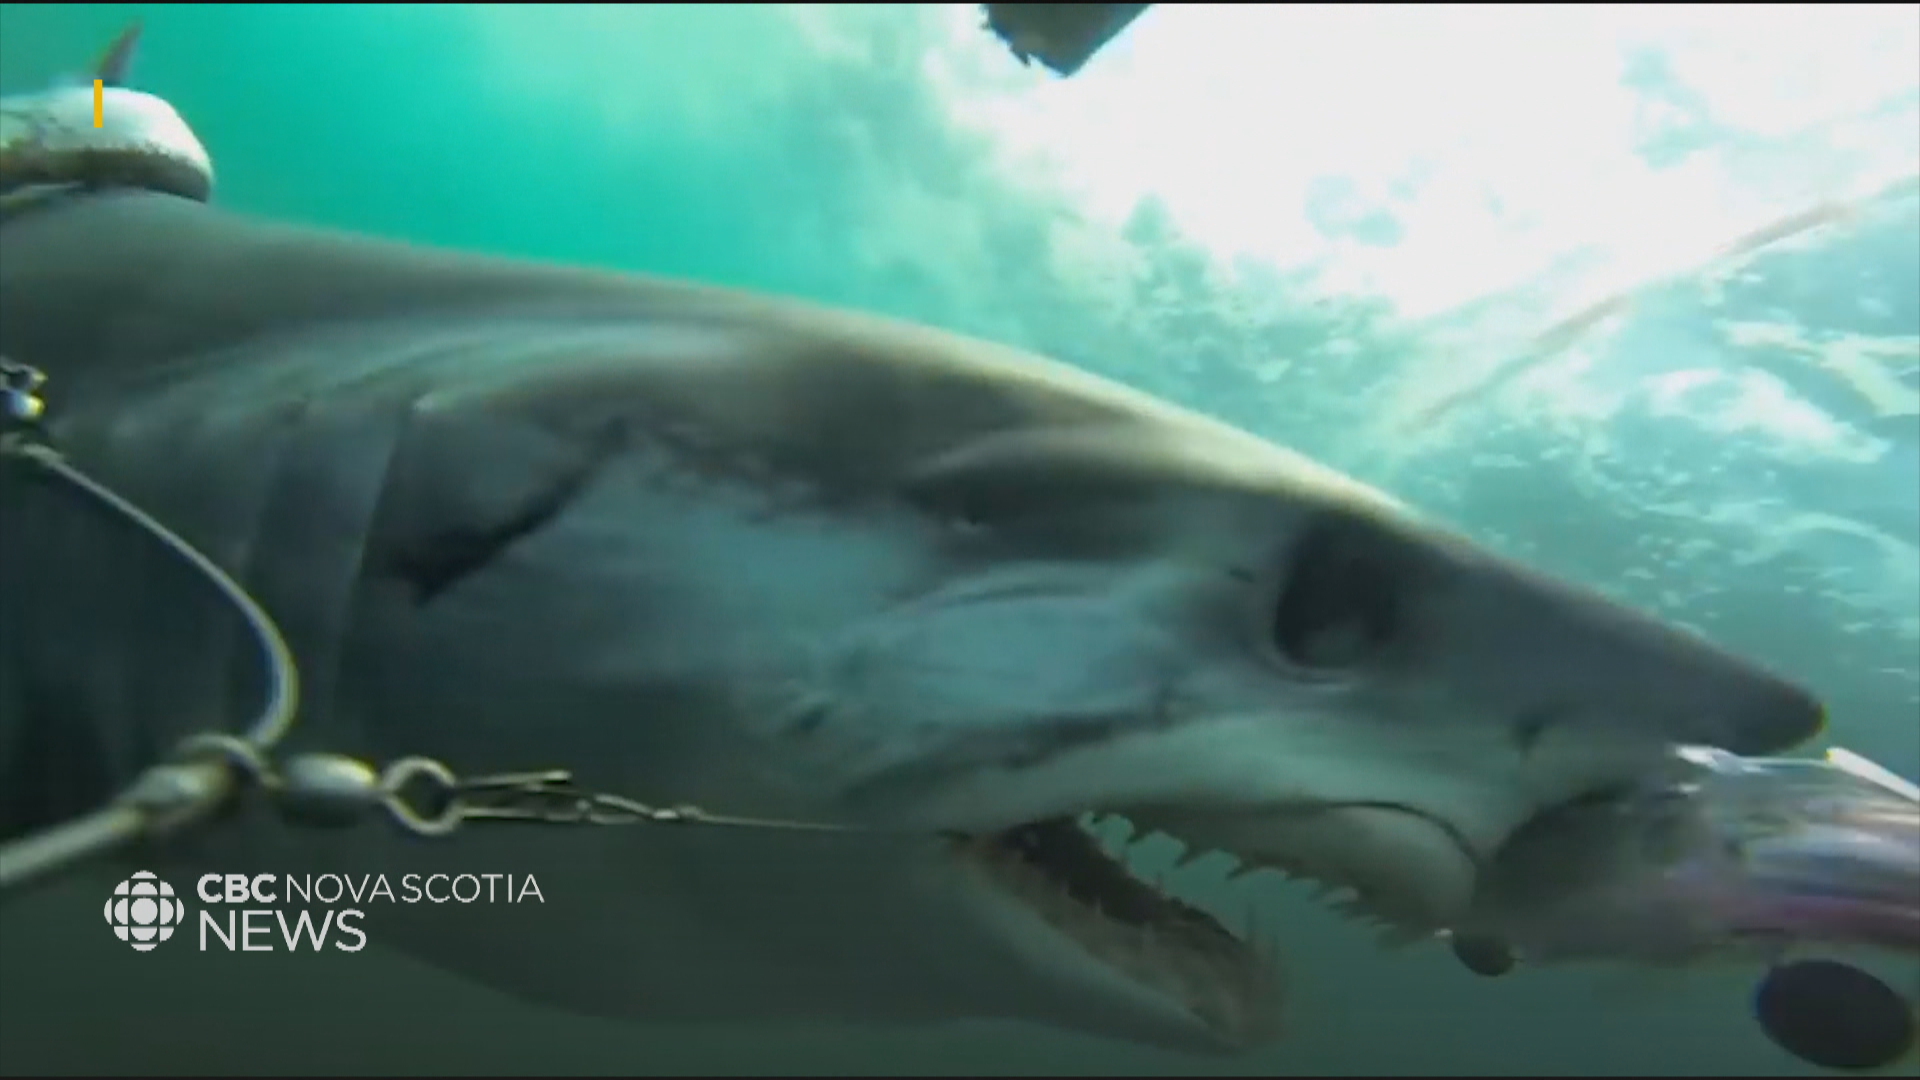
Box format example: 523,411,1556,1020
93,79,104,127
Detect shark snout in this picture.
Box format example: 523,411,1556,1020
1598,615,1825,758
1430,549,1827,765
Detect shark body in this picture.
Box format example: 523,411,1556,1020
0,189,1823,1051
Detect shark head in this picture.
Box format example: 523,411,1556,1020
748,392,1825,1048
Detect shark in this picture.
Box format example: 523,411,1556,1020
0,186,1824,1050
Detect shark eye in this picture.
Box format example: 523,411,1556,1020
1271,516,1405,671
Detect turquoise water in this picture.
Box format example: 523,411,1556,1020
0,4,1915,1076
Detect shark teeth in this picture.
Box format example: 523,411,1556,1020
960,807,1451,1045
1087,810,1430,939
959,815,1284,1046
1119,811,1455,957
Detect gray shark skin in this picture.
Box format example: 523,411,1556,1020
0,190,1822,1053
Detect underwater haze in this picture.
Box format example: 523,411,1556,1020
0,3,1915,1076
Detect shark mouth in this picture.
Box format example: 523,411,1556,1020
954,805,1479,1045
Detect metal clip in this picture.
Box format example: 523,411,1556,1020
1,357,48,434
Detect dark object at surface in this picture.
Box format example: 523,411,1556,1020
1753,959,1915,1072
1449,933,1519,977
981,4,1151,77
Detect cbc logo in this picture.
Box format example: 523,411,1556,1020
104,870,187,952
